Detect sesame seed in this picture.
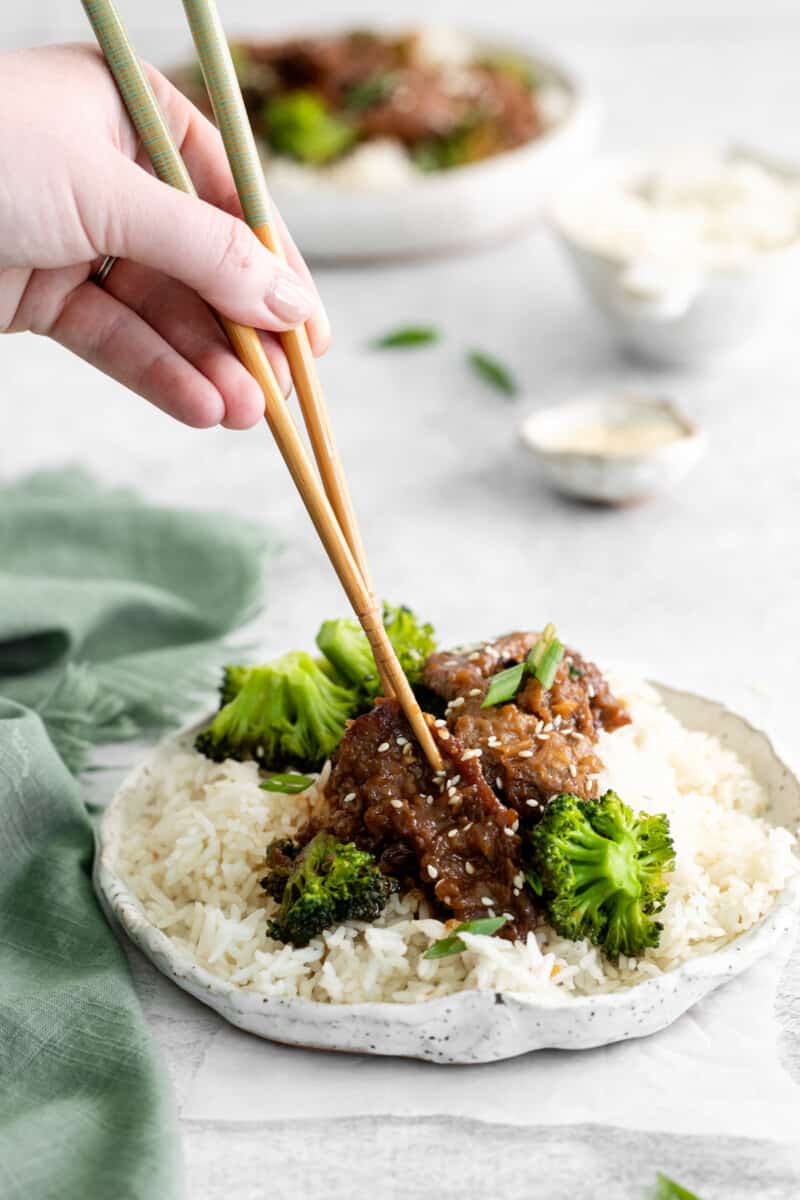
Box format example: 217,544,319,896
513,887,521,897
447,828,458,839
256,745,264,757
451,774,461,785
496,777,503,789
518,749,534,759
463,822,473,832
462,748,482,760
449,696,465,708
467,651,481,661
535,733,549,741
343,792,356,804
465,862,475,875
377,742,390,753
503,912,513,921
396,736,407,746
526,798,539,808
543,723,554,733
481,896,493,907
390,798,403,809
434,719,446,728
588,685,596,699
553,715,562,729
427,865,438,879
487,736,501,748
439,729,451,741
504,827,514,837
426,796,434,806
468,688,482,697
569,764,578,779
514,873,524,888
535,720,544,734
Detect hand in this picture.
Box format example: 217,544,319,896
0,43,330,429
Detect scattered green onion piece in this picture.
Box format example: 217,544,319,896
527,622,556,671
260,773,316,795
533,638,564,691
371,326,439,349
656,1174,702,1200
423,916,508,960
568,663,583,679
524,866,543,896
467,350,517,396
481,662,526,709
345,72,398,111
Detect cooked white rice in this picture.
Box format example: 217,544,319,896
117,675,798,1004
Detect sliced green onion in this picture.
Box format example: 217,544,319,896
527,622,556,671
534,639,564,691
481,662,525,708
524,866,543,896
467,350,517,396
656,1175,701,1200
260,773,316,794
568,663,583,679
423,916,508,960
371,326,439,349
345,72,398,110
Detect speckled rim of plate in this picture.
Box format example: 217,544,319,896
95,683,800,1064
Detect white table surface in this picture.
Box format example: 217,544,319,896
3,6,800,1197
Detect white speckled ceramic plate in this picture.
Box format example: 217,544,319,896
95,685,800,1064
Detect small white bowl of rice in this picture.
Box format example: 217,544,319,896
551,147,800,365
95,673,800,1064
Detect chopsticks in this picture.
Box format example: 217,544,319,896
180,0,376,593
80,0,442,772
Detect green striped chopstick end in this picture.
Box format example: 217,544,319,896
81,0,195,195
182,0,271,228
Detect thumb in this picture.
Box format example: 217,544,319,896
108,159,315,330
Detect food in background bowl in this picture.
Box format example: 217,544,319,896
170,26,595,259
173,26,571,191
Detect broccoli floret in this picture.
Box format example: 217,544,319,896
529,790,675,959
194,651,356,769
262,832,395,947
218,665,250,707
263,91,357,164
260,838,301,902
316,603,436,704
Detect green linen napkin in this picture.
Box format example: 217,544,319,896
0,700,181,1200
0,467,273,771
0,468,274,1200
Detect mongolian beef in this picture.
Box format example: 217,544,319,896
191,612,676,960
296,631,630,940
172,27,559,177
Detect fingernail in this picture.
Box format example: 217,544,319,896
267,270,315,324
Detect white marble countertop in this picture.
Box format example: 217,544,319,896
3,6,800,1196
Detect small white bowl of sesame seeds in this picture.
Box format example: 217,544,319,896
519,391,706,504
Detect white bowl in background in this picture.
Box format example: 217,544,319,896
550,150,800,366
519,391,706,504
262,48,599,262
95,685,799,1064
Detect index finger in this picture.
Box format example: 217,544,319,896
143,63,331,356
